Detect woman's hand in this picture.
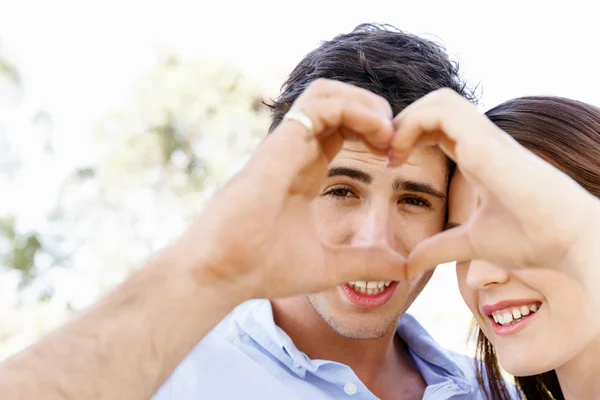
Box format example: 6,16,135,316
388,89,600,290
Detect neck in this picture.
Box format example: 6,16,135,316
271,297,416,387
555,335,600,400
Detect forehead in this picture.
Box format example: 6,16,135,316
331,141,448,181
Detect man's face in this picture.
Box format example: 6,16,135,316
308,141,449,339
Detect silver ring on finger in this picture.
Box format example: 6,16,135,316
282,108,315,141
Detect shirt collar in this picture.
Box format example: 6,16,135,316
232,299,471,389
396,313,471,390
231,300,321,377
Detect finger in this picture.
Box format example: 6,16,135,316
391,88,515,164
320,243,407,288
302,78,393,120
245,98,393,200
257,78,394,175
390,89,559,220
301,98,394,149
248,82,394,199
393,91,590,228
406,224,475,279
485,151,594,245
268,96,394,164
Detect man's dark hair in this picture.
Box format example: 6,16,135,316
266,23,478,132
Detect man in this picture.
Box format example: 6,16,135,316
151,24,483,399
0,24,485,399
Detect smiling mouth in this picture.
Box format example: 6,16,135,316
486,302,542,326
347,280,393,295
341,280,399,309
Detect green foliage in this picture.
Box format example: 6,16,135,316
1,54,272,295
0,217,41,287
0,54,21,87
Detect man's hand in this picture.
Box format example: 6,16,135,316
0,79,410,400
175,78,406,303
387,88,600,288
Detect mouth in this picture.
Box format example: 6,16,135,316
481,300,542,336
340,280,399,309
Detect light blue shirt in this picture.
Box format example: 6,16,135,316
153,299,488,399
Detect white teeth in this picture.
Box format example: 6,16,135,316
491,303,540,326
347,280,392,295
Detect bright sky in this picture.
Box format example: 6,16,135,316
2,0,599,119
2,0,599,218
1,0,599,353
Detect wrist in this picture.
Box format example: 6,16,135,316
155,238,252,311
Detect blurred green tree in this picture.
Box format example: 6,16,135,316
3,52,272,296
0,46,63,293
0,51,273,359
0,49,21,87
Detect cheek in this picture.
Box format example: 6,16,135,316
518,270,600,340
311,199,353,244
394,211,446,251
492,270,600,375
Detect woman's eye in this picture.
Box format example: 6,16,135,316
325,187,355,199
400,197,431,208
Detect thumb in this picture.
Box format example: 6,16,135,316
407,225,475,279
321,244,407,288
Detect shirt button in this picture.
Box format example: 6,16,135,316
292,360,301,369
344,383,357,395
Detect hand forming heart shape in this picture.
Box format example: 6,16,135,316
173,79,600,305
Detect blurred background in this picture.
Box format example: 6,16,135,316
1,0,599,361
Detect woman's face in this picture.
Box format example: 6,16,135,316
449,171,600,376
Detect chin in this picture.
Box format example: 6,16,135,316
332,319,398,340
311,302,400,340
497,350,560,377
501,363,555,378
330,309,401,339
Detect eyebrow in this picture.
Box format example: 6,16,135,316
393,179,446,200
327,166,446,200
327,167,372,184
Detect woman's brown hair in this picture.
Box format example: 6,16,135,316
474,95,600,400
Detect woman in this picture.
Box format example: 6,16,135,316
446,96,600,399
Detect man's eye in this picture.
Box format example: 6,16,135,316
324,187,355,199
400,197,431,208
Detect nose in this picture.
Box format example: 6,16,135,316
465,260,510,290
350,204,394,250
